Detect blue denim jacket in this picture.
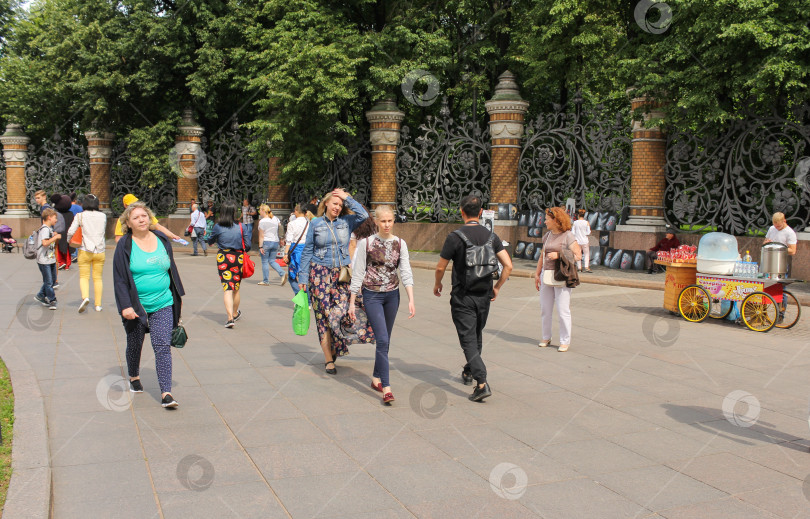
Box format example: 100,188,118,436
297,196,368,286
206,223,252,251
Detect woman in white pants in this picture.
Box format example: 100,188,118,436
572,209,591,273
534,207,581,352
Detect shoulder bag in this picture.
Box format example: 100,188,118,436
239,223,255,278
69,213,83,249
285,220,309,262
171,321,188,348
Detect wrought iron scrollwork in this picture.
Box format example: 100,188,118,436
0,153,6,214
198,122,269,206
664,105,810,235
396,98,490,221
289,134,371,208
25,131,90,214
518,100,632,213
110,141,177,216
665,105,810,234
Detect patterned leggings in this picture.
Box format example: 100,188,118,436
125,306,173,394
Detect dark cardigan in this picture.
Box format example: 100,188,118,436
113,231,185,333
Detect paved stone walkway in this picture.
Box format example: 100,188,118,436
2,246,810,518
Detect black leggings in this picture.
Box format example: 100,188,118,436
126,306,173,393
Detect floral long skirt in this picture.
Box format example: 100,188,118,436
309,264,374,357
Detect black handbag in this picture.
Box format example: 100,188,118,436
171,324,188,348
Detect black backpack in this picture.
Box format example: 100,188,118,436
453,229,498,292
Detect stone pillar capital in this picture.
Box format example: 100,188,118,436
630,96,666,134
85,130,115,164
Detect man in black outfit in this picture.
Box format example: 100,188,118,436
434,195,513,402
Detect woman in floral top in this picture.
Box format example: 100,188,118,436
349,205,415,404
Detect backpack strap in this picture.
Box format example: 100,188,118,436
452,228,474,248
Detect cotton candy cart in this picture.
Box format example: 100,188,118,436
677,274,801,332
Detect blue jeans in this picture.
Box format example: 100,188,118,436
260,241,284,282
37,263,56,302
242,223,253,245
192,227,207,254
363,288,400,388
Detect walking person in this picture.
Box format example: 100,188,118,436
434,195,512,401
54,194,74,271
114,194,180,244
67,194,107,313
535,207,582,352
189,202,208,257
298,189,370,374
207,200,251,328
34,208,60,310
348,205,415,404
572,209,591,273
113,202,185,408
284,204,310,296
240,198,257,245
257,204,288,286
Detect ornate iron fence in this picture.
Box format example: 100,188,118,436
110,141,177,216
396,98,490,221
0,152,6,214
198,122,269,206
25,131,90,214
665,105,810,234
518,99,632,213
289,134,371,208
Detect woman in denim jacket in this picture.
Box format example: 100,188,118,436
298,188,369,374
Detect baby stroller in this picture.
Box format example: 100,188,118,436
0,224,16,253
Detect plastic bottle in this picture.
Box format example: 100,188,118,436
743,250,752,263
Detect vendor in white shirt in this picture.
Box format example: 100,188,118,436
764,212,797,255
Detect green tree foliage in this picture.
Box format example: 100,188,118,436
0,0,807,187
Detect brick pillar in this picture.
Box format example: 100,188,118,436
366,98,405,210
624,95,667,228
267,157,290,212
485,71,529,212
174,108,204,215
0,124,31,215
84,131,114,212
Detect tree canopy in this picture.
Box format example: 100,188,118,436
0,0,807,187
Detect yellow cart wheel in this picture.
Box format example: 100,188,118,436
678,285,711,323
774,290,801,329
741,292,777,332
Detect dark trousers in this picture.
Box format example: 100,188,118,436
645,250,661,271
450,292,490,384
37,263,56,302
363,288,400,388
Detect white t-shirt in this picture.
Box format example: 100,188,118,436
258,216,281,242
765,225,797,246
571,219,590,245
36,226,56,264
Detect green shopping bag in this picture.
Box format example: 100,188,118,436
292,290,310,336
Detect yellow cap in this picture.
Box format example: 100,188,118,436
122,194,138,207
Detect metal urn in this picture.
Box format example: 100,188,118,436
760,242,789,279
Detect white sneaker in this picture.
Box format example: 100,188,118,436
257,281,269,286
78,298,90,313
95,306,102,312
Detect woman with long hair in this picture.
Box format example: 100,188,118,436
284,204,311,296
534,207,582,352
67,194,107,312
207,200,251,328
348,206,415,404
113,202,185,408
257,204,287,286
298,189,370,374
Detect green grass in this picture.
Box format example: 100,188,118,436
0,358,13,510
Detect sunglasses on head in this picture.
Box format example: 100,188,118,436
546,212,555,220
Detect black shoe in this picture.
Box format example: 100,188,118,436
234,310,242,322
161,394,178,408
461,369,474,386
34,294,48,306
647,270,654,274
130,379,143,393
325,361,337,375
469,383,492,402
224,319,235,328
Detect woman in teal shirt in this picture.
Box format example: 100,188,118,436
114,202,185,408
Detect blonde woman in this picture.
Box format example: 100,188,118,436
257,204,287,286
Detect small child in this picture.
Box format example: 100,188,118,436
35,208,61,309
